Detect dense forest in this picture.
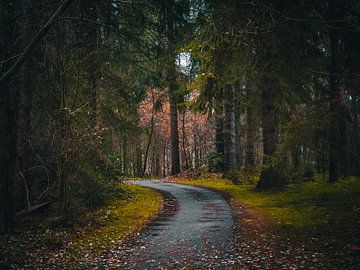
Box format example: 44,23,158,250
0,0,359,254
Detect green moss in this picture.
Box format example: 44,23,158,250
0,184,163,269
178,177,360,247
68,184,163,252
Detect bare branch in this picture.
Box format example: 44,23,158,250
0,0,76,85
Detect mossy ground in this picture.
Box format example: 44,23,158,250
177,177,360,250
0,184,163,269
69,184,163,251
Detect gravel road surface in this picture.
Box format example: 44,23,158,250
94,180,235,269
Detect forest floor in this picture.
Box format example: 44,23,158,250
1,177,359,269
0,184,163,269
171,176,360,269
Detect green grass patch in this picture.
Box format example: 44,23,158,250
69,183,163,251
178,177,360,248
0,184,163,269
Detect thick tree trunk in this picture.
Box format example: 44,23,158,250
256,77,280,189
169,90,180,175
327,0,350,182
224,85,237,172
0,1,20,233
14,60,33,210
328,0,339,182
14,0,37,211
0,80,18,233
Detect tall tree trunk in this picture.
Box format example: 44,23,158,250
235,112,243,167
0,81,18,233
135,141,142,177
169,90,180,175
14,0,37,211
245,106,255,167
224,85,237,172
142,114,155,177
162,0,180,176
167,60,180,176
328,0,339,182
256,77,279,189
327,0,349,182
214,113,225,172
162,144,167,177
0,1,20,233
82,0,98,127
181,110,189,170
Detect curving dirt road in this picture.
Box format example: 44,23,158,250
94,180,236,269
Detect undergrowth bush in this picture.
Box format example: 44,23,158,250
77,162,123,209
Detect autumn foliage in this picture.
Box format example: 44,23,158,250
139,88,214,176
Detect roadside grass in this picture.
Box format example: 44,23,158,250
69,183,163,251
177,177,360,249
0,184,163,269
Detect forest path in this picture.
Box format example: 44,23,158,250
94,180,235,269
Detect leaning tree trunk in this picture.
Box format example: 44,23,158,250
224,85,237,173
256,77,280,189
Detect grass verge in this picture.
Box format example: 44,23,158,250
177,177,360,250
69,183,163,251
0,183,163,269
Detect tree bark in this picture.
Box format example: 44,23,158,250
0,80,18,233
224,85,237,172
327,0,351,182
214,113,225,172
245,104,256,167
169,89,180,175
256,77,280,189
181,110,189,170
14,0,38,212
82,0,98,127
0,1,20,233
328,0,339,182
142,113,155,177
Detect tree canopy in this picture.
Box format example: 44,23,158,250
0,0,359,234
